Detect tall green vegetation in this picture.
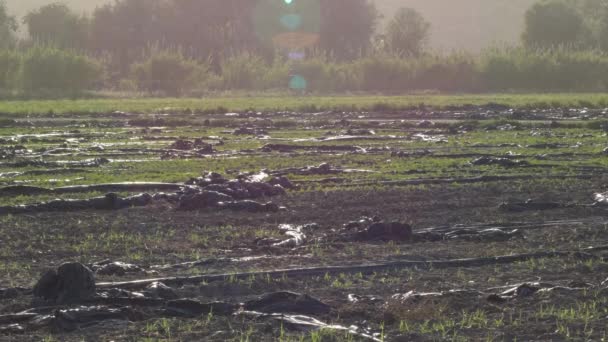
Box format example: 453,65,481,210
21,47,101,95
0,50,20,94
0,0,16,49
384,8,430,57
24,3,89,49
0,47,101,97
522,1,586,49
522,0,608,50
3,0,608,97
318,0,378,59
131,50,208,96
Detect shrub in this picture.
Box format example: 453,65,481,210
0,49,20,93
354,55,414,92
131,50,208,96
480,47,608,91
21,46,101,95
290,56,353,92
218,53,268,90
414,53,478,92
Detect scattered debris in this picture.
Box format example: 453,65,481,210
261,143,364,153
343,216,380,230
268,176,297,189
233,127,268,135
0,158,110,169
416,120,435,128
445,228,523,241
169,138,212,152
344,128,375,135
595,192,608,206
470,157,529,167
239,311,381,341
91,261,146,276
411,133,448,143
353,222,413,242
0,145,30,159
415,227,524,242
0,193,153,215
244,292,331,315
391,149,432,158
165,299,236,317
390,290,485,307
347,294,383,304
161,138,215,159
499,199,567,212
0,171,293,215
256,224,317,248
93,244,608,291
0,183,182,196
177,191,234,210
527,143,565,149
271,163,375,176
218,200,280,212
53,306,137,332
143,282,178,300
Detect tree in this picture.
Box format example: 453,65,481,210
0,0,17,49
580,0,608,50
384,7,430,56
522,1,585,49
319,0,378,60
90,0,167,76
24,3,89,49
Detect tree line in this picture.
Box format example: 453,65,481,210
1,0,608,96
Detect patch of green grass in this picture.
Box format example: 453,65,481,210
3,93,608,115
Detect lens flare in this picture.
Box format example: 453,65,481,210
253,0,320,91
280,14,302,31
289,75,307,90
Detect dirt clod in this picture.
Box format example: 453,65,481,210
33,263,96,305
144,282,178,300
164,299,236,317
355,222,413,242
244,292,331,315
470,156,529,167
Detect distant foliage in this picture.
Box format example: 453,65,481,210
292,56,355,92
0,0,17,49
318,0,378,60
480,47,608,91
0,50,20,94
384,7,430,57
5,0,608,96
21,47,101,95
131,50,208,96
24,3,89,49
522,1,585,49
218,54,269,90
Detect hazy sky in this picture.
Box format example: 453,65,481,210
6,0,537,51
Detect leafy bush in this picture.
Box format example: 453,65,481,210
218,53,268,90
354,56,414,92
414,53,478,91
291,56,354,92
131,50,208,96
8,45,608,96
0,50,20,93
480,47,608,91
21,46,101,95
